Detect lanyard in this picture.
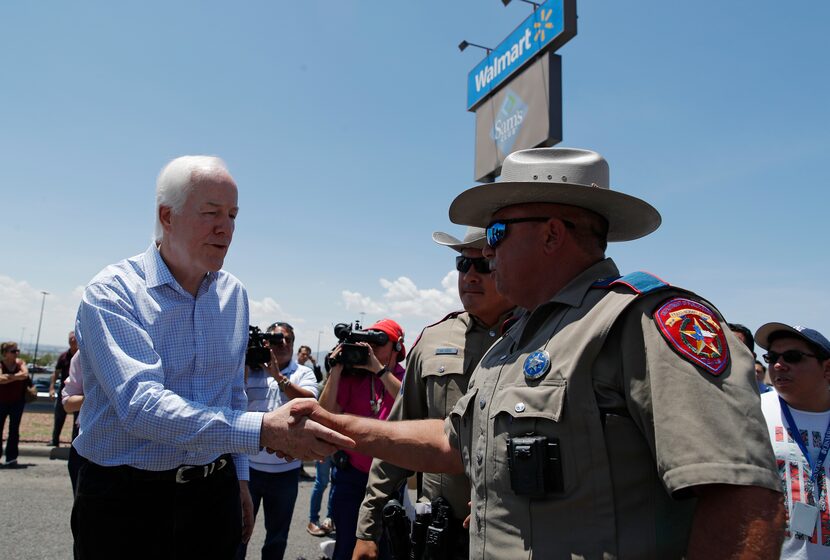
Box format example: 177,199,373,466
779,396,830,495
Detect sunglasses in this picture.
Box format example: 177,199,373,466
762,350,820,365
7,349,20,354
485,217,575,248
456,256,491,274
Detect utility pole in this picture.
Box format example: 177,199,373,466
32,291,49,368
316,329,323,361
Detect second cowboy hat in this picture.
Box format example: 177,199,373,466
448,147,662,242
432,226,487,252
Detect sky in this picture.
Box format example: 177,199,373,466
2,1,828,358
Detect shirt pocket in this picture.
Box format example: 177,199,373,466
487,380,573,495
422,355,466,418
447,386,479,471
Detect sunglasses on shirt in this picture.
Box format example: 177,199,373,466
762,350,820,365
455,256,491,274
485,217,575,248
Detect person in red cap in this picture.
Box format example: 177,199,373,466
318,318,406,560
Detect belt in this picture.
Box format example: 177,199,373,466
83,454,232,484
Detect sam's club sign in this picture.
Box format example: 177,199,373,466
466,0,575,110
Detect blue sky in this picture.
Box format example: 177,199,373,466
2,1,828,356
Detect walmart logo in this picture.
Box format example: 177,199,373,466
534,9,554,42
491,89,528,155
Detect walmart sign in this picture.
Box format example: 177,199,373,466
466,0,576,110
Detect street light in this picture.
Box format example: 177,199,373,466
458,40,492,55
502,0,540,10
316,329,323,360
32,291,49,369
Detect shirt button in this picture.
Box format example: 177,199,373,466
479,398,486,409
438,366,445,373
514,402,526,413
489,330,496,337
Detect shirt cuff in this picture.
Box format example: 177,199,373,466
230,411,265,455
663,462,782,497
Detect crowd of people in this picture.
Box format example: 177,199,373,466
2,149,828,560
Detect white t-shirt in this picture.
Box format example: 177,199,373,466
246,359,319,473
761,391,830,559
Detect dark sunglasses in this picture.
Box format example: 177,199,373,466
485,217,575,248
456,256,491,274
7,349,20,354
763,350,820,365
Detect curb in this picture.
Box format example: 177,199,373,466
18,444,68,460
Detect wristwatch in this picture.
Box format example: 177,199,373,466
375,366,388,377
277,377,291,391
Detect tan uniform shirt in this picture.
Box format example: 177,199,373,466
356,310,514,541
445,258,780,559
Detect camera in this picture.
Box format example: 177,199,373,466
245,325,284,368
327,321,388,369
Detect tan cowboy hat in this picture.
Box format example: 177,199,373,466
432,226,487,252
448,147,661,241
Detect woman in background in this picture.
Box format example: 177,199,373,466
0,341,30,468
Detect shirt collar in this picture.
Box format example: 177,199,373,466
144,243,218,294
280,359,298,376
547,257,621,309
468,308,518,334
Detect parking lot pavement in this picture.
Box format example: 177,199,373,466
3,452,332,560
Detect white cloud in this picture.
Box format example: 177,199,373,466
340,271,462,341
0,275,83,349
248,296,300,331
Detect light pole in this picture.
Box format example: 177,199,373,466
32,291,49,368
316,329,323,361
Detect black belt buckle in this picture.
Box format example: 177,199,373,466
175,457,227,484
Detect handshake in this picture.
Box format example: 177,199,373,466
259,399,353,460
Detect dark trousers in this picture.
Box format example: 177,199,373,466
67,444,82,495
51,399,77,444
237,467,300,560
0,399,25,463
331,465,369,560
330,466,395,560
71,455,242,560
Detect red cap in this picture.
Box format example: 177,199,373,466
368,319,406,361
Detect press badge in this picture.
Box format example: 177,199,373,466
791,501,819,537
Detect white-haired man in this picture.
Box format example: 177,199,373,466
71,156,351,559
301,148,785,559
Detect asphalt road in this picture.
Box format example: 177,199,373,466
0,449,335,560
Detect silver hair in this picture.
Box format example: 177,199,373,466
154,155,230,242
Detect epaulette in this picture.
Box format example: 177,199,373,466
592,271,670,295
409,310,464,352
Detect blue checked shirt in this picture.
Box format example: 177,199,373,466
74,244,263,480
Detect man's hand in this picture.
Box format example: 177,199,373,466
352,342,384,373
239,480,254,544
49,386,56,399
266,348,287,384
352,538,379,560
260,398,355,461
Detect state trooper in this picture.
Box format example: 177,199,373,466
352,227,515,560
305,147,785,559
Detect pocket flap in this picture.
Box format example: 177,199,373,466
488,381,567,423
422,354,464,378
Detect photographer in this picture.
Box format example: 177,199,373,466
239,322,319,560
318,319,406,560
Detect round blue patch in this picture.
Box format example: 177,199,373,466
523,350,550,380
